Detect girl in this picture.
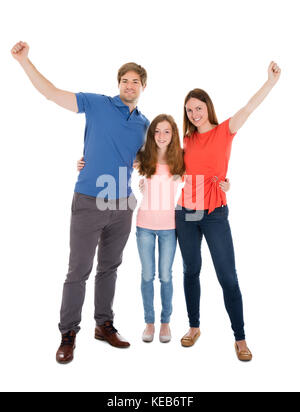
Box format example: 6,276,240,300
176,62,281,361
135,114,185,343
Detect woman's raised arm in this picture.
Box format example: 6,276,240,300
229,61,281,134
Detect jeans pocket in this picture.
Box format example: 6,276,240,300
207,205,226,220
76,193,98,212
175,208,186,221
222,205,229,217
71,193,79,213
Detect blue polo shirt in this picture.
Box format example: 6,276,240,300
75,93,149,199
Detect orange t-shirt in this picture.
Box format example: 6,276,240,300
177,118,236,214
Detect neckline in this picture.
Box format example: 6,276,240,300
112,95,140,115
195,124,218,136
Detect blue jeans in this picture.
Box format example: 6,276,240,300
175,205,245,341
136,227,177,324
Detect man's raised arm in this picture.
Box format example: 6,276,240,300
11,41,78,113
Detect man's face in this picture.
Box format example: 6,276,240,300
119,71,146,105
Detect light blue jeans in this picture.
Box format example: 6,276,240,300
136,226,177,324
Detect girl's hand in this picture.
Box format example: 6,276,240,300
139,178,145,193
77,157,85,172
220,178,230,193
268,61,281,86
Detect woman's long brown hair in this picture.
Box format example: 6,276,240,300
183,89,219,137
136,114,185,179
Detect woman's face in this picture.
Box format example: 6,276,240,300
154,121,173,150
185,98,209,128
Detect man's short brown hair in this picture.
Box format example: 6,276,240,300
118,63,147,87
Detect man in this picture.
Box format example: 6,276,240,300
11,41,149,364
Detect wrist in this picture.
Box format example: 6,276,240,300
19,57,30,68
266,78,276,88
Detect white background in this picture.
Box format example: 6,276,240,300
0,0,299,393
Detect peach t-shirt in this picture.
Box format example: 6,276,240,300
136,164,182,230
177,118,236,214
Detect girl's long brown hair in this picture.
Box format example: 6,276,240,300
136,114,185,179
183,89,219,137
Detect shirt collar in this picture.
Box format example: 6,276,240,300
112,95,141,115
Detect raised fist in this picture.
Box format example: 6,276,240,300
268,61,281,86
11,41,29,63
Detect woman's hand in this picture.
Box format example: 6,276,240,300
268,61,281,86
133,160,140,169
220,178,230,193
77,156,85,172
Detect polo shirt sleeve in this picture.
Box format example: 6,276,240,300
75,93,107,115
75,93,92,114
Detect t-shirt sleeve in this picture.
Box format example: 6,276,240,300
183,136,188,151
221,118,237,140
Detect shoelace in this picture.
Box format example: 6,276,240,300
61,331,75,347
103,323,118,335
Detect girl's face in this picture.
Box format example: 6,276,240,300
154,121,173,150
185,98,209,129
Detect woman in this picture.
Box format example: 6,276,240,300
77,114,230,343
176,62,281,361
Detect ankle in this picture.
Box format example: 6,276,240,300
236,340,247,349
188,327,200,336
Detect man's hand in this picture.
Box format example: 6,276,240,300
11,41,29,64
77,157,85,172
11,41,78,112
139,178,145,193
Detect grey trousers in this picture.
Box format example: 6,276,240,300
59,192,137,334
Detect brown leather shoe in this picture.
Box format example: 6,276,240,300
235,342,253,362
56,330,76,364
95,321,130,348
181,330,201,347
